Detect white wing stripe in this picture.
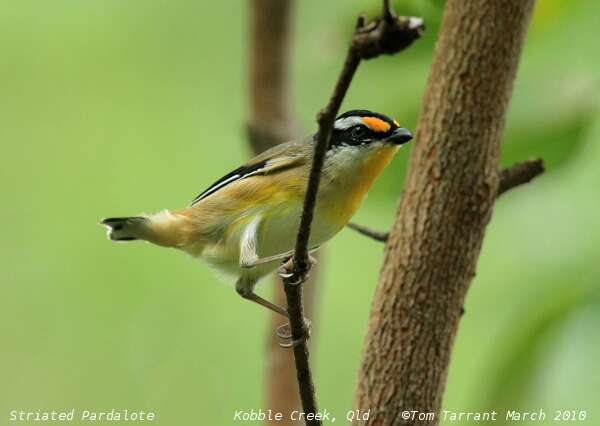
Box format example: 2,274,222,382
239,215,261,267
193,174,240,203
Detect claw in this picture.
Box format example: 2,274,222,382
277,258,296,281
277,255,317,285
276,318,312,348
279,338,305,348
276,323,292,340
278,271,294,279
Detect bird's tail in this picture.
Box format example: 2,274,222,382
101,210,192,248
101,216,149,241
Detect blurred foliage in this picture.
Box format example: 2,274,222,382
484,287,600,416
1,0,599,425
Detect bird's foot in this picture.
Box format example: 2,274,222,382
276,317,312,348
277,254,317,285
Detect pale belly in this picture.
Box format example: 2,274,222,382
196,197,345,284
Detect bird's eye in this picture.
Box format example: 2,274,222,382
351,126,366,138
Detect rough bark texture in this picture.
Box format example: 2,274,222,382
354,1,535,424
247,1,319,423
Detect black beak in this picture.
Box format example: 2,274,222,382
385,127,413,145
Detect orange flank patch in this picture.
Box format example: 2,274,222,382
362,116,391,133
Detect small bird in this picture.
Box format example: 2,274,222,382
102,110,412,323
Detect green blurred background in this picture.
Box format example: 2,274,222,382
1,0,599,424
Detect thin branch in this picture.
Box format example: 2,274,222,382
288,0,425,282
348,158,545,243
347,222,389,242
382,0,395,24
281,5,424,425
352,11,424,60
498,158,545,196
248,1,316,420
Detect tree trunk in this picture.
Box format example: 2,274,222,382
354,1,535,424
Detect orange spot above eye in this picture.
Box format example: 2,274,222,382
362,116,391,133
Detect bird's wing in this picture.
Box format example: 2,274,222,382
190,140,308,206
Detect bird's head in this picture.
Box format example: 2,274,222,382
316,109,412,187
329,109,413,149
314,110,412,216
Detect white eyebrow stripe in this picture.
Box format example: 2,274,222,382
334,116,364,130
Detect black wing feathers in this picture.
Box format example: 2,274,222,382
190,160,268,206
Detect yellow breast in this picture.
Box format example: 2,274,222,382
322,145,398,225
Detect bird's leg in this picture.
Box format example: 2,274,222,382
235,280,289,318
240,249,294,268
241,247,320,269
236,278,310,347
237,216,311,347
237,218,288,318
276,250,317,345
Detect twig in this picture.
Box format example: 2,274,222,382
281,5,424,425
348,158,545,243
498,158,545,196
382,0,395,23
248,0,313,418
352,9,424,59
347,222,389,242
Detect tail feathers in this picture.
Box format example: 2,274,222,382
101,216,148,241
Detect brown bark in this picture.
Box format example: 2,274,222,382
354,1,535,424
247,1,319,423
248,0,296,154
498,158,544,196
